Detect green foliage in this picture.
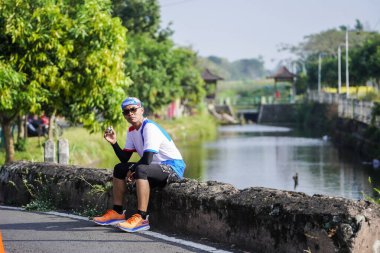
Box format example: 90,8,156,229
112,0,161,36
110,0,205,113
1,0,129,127
363,177,380,205
350,33,380,85
294,72,308,94
230,58,267,80
124,35,204,113
19,173,56,211
197,56,230,79
0,62,28,115
0,0,130,161
24,198,55,211
175,48,206,107
0,61,28,162
363,126,378,139
305,54,339,88
281,23,380,89
302,30,380,88
15,138,27,151
78,175,113,195
286,27,371,58
217,80,292,106
89,182,113,195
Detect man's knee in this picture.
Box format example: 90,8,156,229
134,164,148,180
113,163,128,179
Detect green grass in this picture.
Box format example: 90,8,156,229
158,113,218,142
0,128,117,167
62,127,119,168
0,138,45,164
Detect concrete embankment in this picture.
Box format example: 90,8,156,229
303,102,380,159
258,104,298,124
0,161,379,253
258,102,380,159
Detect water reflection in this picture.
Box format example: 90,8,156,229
179,124,380,200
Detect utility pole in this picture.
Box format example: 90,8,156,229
345,30,349,98
338,46,341,94
318,53,321,93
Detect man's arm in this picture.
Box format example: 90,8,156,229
129,151,154,172
111,142,133,163
137,151,154,165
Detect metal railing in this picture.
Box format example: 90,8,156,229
308,91,374,125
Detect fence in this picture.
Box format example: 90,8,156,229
308,91,374,125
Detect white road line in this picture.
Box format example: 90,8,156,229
0,205,232,253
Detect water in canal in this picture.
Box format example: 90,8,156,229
179,124,380,200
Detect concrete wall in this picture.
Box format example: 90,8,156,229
304,102,380,159
258,104,298,124
1,161,380,253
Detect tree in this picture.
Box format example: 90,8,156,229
230,58,266,80
354,19,364,32
280,23,379,90
111,0,160,36
350,33,380,86
197,56,231,80
111,0,205,114
173,48,205,108
280,25,372,62
124,35,205,113
197,56,268,81
0,62,29,163
0,0,129,162
124,35,196,113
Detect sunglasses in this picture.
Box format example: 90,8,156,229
122,107,140,115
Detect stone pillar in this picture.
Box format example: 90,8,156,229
44,139,55,162
58,139,69,165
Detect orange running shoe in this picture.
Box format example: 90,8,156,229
116,214,150,232
92,209,125,226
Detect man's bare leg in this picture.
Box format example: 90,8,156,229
113,177,126,205
136,179,150,212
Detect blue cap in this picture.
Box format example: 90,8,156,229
121,97,142,109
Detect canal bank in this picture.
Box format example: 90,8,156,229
1,161,379,253
302,102,380,160
258,101,380,160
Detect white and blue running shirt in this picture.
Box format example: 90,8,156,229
123,118,186,177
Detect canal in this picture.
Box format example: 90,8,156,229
179,124,380,200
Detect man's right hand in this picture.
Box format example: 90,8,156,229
127,170,135,182
104,127,117,144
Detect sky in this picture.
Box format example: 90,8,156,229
158,0,380,69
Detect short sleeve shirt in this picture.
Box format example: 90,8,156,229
124,118,186,177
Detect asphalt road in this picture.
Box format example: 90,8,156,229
0,206,233,253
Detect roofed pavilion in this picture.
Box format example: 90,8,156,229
267,66,297,102
268,66,297,82
202,68,223,100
